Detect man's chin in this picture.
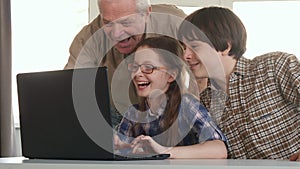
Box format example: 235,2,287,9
115,47,134,54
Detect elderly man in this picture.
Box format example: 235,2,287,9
65,0,186,126
64,0,186,69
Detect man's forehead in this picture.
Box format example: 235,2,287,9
100,0,139,21
102,13,140,23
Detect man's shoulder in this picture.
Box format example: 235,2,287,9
151,4,186,18
74,15,102,41
147,4,186,36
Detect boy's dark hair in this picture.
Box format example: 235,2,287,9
178,6,247,59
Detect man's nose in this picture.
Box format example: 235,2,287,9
111,23,125,40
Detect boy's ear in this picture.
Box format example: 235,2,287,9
221,42,232,56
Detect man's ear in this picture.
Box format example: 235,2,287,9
144,6,152,23
148,6,152,13
221,42,232,56
144,6,152,16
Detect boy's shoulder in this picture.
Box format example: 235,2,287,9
250,51,297,64
238,52,298,74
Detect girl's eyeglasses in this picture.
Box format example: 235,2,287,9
127,63,167,74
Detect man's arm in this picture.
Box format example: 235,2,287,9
64,15,102,69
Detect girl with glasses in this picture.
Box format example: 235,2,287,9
115,36,227,159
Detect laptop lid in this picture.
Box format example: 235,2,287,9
17,67,170,161
17,67,117,160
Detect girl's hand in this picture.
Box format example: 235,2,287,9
130,135,171,154
290,151,300,162
114,134,131,150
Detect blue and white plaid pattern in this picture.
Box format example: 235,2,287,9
117,94,227,146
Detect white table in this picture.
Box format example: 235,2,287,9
0,157,299,169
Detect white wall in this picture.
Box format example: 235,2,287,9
89,0,99,21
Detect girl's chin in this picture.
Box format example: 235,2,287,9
137,92,149,98
191,67,201,73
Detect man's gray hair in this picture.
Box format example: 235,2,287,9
98,0,150,13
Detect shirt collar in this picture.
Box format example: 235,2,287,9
232,56,254,77
205,79,226,94
145,99,166,119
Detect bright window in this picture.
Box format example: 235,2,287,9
234,1,300,59
11,0,88,126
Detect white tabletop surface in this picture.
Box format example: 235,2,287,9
0,157,299,169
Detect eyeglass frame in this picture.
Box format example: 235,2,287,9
127,63,167,74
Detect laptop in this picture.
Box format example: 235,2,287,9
17,67,170,161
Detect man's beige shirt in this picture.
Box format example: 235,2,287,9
64,4,186,125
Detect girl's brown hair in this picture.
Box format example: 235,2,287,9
131,35,189,146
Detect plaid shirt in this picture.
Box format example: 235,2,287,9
117,94,227,147
200,52,300,159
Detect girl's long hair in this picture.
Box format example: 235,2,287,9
130,35,197,146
